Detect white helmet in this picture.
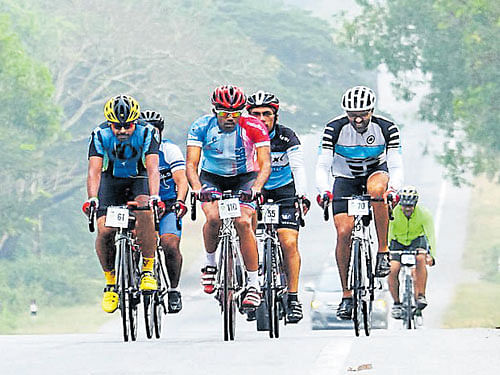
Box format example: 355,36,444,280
341,86,376,112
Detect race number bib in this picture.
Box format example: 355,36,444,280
348,199,369,216
401,254,416,266
261,204,280,224
219,198,241,219
105,207,129,228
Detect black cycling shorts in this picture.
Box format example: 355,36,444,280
332,164,388,215
199,170,257,209
389,236,428,262
262,182,299,231
97,173,149,218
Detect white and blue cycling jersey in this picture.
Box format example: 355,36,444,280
88,120,159,178
264,123,307,197
159,139,185,201
187,114,270,177
316,114,403,192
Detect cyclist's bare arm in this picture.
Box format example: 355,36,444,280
172,169,189,202
186,145,203,191
252,145,271,192
145,153,160,197
87,156,103,198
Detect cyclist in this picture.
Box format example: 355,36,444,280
246,90,310,323
82,94,162,314
315,86,403,320
139,110,188,313
388,185,436,318
186,85,271,308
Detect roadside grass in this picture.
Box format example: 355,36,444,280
443,176,500,328
5,219,203,334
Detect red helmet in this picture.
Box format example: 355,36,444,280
211,85,246,110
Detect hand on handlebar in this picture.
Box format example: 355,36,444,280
316,191,333,209
172,200,188,218
238,188,262,204
82,197,99,217
149,195,166,215
383,188,399,207
298,195,311,215
198,187,222,202
426,254,435,266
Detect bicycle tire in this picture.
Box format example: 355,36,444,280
144,293,154,339
264,238,278,339
128,248,139,341
117,240,130,342
403,275,414,329
153,257,164,339
363,243,374,336
222,236,236,341
351,239,362,337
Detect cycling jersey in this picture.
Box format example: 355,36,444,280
264,123,307,196
388,205,436,258
316,115,403,192
158,139,185,201
187,114,270,177
88,120,159,178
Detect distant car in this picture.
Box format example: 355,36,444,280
306,267,389,330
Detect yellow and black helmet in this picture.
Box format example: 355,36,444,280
104,94,140,124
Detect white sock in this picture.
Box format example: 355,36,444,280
168,287,179,292
246,271,260,290
206,252,217,267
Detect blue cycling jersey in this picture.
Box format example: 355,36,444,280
88,120,159,178
158,139,185,201
187,114,270,177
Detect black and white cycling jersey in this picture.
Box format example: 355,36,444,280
316,114,403,192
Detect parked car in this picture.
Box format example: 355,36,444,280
306,267,389,330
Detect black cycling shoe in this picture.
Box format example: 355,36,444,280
375,252,391,277
167,291,182,313
246,309,256,322
286,300,303,324
336,297,353,320
416,295,428,310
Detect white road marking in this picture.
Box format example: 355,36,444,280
309,337,353,375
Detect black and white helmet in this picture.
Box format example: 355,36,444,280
341,86,376,112
246,90,280,113
140,110,164,132
399,185,419,206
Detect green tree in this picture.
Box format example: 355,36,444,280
343,0,500,185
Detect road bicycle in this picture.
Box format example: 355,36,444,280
88,201,160,342
389,249,427,329
191,191,249,341
324,194,384,337
255,196,305,339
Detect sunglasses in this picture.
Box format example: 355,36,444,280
249,110,274,118
110,121,135,130
346,111,371,118
216,110,242,118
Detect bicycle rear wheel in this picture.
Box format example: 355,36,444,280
351,239,362,337
153,255,166,339
222,236,236,341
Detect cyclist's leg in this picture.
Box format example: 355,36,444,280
366,170,390,253
159,210,183,289
278,228,300,292
235,206,259,274
332,177,359,299
388,240,404,303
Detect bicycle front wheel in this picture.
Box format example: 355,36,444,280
351,239,362,337
222,236,236,341
144,293,154,339
403,275,414,329
117,240,130,342
127,248,139,341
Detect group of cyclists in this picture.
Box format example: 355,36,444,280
82,84,436,328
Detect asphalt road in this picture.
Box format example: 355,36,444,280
2,121,497,375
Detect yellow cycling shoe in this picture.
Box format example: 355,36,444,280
140,272,158,291
102,285,119,313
